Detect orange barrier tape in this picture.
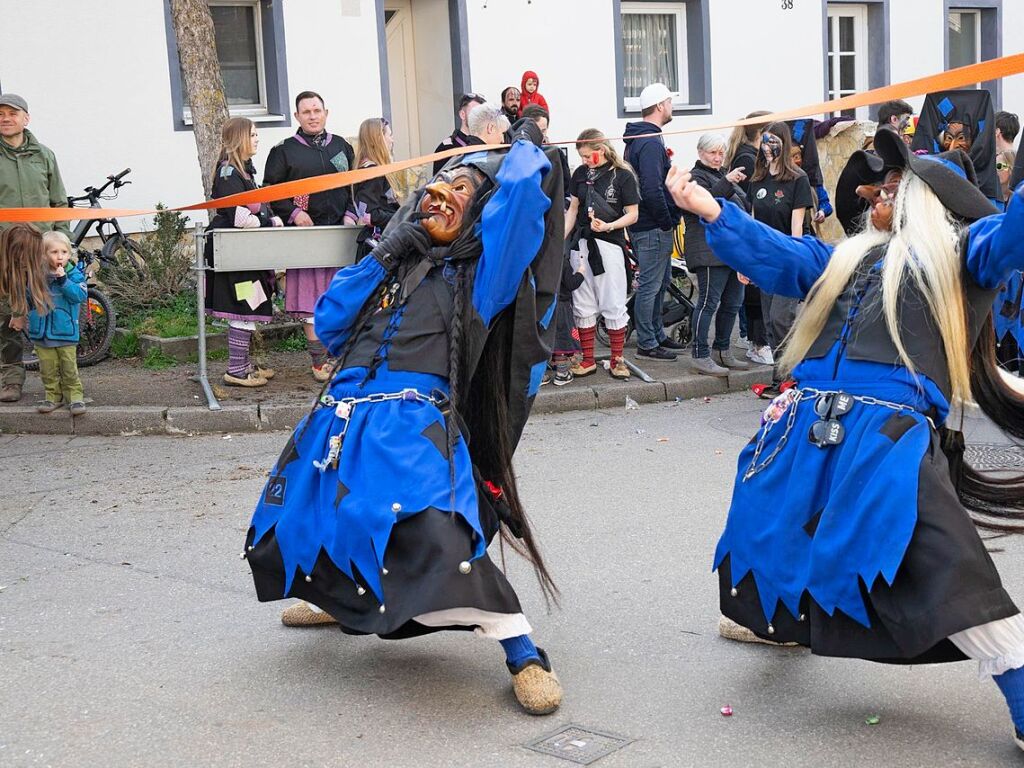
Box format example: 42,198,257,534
2,52,1023,224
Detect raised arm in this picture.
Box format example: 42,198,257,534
666,166,832,299
966,185,1024,289
312,257,387,355
473,139,553,325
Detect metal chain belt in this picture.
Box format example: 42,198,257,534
312,388,445,471
743,387,919,481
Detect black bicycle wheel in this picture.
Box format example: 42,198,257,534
102,236,147,276
76,287,116,367
596,317,634,348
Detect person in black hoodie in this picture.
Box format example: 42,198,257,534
684,133,749,378
349,118,401,262
623,82,684,360
264,91,355,381
433,93,487,175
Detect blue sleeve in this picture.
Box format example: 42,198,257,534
703,199,834,299
312,257,386,355
815,185,833,217
966,186,1024,289
61,266,88,303
472,140,552,326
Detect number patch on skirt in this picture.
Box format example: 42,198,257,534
265,475,287,506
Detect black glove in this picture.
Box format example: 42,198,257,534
508,118,544,147
370,220,432,270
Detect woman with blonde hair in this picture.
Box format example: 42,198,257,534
204,116,283,387
668,126,1024,750
350,118,401,262
564,128,639,380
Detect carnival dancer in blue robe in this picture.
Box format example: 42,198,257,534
244,124,564,714
667,127,1024,750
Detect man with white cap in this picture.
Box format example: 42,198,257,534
623,83,684,360
0,93,69,403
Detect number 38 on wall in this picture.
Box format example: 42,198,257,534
781,0,794,8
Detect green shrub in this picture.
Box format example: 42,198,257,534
104,205,195,317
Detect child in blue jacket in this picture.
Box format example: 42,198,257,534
28,231,87,415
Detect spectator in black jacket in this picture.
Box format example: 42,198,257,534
433,92,486,175
684,134,750,377
264,90,355,381
623,82,685,360
350,117,401,261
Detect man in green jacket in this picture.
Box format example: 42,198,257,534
0,93,70,402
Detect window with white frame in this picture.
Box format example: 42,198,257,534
948,9,981,73
826,4,869,118
182,0,267,117
621,2,689,111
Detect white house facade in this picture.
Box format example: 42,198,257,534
1,0,1022,230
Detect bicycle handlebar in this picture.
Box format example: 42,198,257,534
109,168,131,182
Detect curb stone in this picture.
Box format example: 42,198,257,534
0,368,770,437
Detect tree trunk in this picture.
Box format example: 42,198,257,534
169,0,230,201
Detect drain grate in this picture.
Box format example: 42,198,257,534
964,443,1024,471
524,724,634,765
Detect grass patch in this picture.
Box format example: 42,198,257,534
186,348,228,363
110,331,140,359
142,347,179,370
123,292,215,339
274,330,307,352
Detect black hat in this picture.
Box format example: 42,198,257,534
835,127,998,234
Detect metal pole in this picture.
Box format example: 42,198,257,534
190,223,221,410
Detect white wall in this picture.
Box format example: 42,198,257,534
1001,1,1024,126
0,0,384,232
465,0,825,172
888,0,947,115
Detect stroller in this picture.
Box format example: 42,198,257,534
596,230,696,348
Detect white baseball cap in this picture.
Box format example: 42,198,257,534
639,83,672,110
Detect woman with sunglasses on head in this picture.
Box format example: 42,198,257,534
350,118,402,262
747,122,813,381
667,127,1024,752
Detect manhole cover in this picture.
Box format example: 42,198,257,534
964,443,1024,471
524,724,634,765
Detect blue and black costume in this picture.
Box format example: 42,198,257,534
244,139,562,644
708,171,1024,663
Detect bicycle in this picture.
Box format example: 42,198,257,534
68,168,146,275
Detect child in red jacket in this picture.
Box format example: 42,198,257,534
518,71,549,117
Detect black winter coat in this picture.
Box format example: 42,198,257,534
682,161,748,269
623,121,681,232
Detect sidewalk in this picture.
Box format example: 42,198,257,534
0,343,772,436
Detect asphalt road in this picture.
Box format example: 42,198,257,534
2,391,1023,768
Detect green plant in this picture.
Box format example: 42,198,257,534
142,347,179,370
186,348,228,363
110,331,140,359
104,205,196,316
274,330,307,352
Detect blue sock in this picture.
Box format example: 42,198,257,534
500,634,541,668
994,665,1024,733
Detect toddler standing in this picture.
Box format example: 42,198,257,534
28,231,87,415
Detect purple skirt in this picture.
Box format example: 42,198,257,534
284,267,338,317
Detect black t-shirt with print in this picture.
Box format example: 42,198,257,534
569,164,640,247
750,171,814,236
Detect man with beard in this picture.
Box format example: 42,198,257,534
245,122,567,716
432,92,486,175
500,86,521,124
